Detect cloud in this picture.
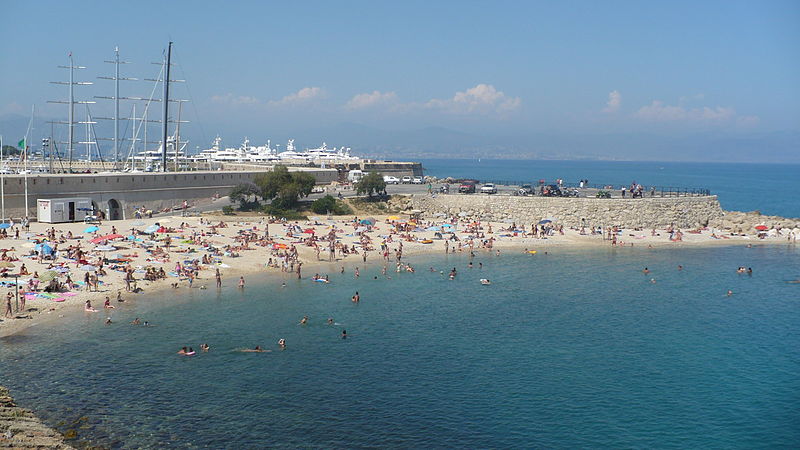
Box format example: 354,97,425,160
602,90,621,113
634,100,736,122
344,91,398,110
425,84,521,115
268,87,324,106
210,93,260,105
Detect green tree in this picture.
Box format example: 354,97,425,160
1,145,21,156
356,172,387,199
253,165,316,209
229,182,262,210
311,195,353,215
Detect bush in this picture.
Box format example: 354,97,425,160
221,205,234,215
311,195,352,215
355,172,387,199
263,205,308,221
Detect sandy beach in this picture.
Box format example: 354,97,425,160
0,210,789,338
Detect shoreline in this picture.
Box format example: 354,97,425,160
0,211,792,339
0,385,72,449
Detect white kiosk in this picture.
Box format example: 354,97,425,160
37,198,93,223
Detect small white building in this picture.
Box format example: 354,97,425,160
37,197,93,223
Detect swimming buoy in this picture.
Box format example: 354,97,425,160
527,250,537,254
184,351,196,356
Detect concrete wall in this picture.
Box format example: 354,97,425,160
0,167,338,220
407,193,725,228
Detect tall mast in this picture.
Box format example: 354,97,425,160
162,42,172,172
96,47,138,171
49,52,94,172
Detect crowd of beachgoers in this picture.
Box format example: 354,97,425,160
0,208,796,338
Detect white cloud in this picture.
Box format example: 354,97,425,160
268,87,324,106
602,90,621,113
425,84,521,115
344,90,398,110
210,93,259,105
634,100,736,122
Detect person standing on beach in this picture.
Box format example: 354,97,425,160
215,268,222,288
238,276,245,289
5,291,14,317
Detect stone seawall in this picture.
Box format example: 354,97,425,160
407,194,725,228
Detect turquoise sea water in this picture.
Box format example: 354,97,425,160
420,159,800,218
1,245,799,448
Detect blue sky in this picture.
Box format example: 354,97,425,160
0,1,798,159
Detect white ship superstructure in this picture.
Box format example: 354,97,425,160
190,137,361,164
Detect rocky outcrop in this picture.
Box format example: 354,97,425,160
708,210,800,234
0,386,73,449
405,194,725,228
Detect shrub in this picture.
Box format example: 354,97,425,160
311,195,353,215
221,205,234,215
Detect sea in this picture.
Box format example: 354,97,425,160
0,160,799,449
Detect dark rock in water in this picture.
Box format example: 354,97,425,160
0,385,74,448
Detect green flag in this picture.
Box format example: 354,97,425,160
17,138,25,149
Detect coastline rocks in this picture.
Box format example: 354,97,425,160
709,211,799,234
0,386,73,449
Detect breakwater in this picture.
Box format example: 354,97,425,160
0,386,72,449
405,194,725,228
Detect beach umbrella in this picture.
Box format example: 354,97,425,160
754,225,769,231
36,243,54,255
84,225,99,233
39,271,58,282
387,215,401,221
538,219,552,225
0,223,11,229
360,217,376,225
0,261,15,268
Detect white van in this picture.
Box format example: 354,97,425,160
347,170,365,183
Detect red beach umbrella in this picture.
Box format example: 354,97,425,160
754,225,769,231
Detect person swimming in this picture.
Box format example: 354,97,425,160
131,318,141,325
278,338,286,348
643,267,650,274
300,315,308,325
480,279,491,285
341,329,347,339
241,346,264,353
200,343,210,352
727,290,734,296
327,317,334,325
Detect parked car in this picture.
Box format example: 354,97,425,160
459,182,476,194
516,184,534,196
540,184,563,197
480,183,498,194
401,176,412,184
411,176,424,184
383,175,400,184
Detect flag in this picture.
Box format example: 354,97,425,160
17,138,25,149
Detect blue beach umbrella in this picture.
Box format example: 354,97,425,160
538,219,552,225
35,243,54,255
0,223,11,229
85,225,99,233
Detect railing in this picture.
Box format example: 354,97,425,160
445,179,711,197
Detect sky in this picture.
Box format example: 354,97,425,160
0,0,798,161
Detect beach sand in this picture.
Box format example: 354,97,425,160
0,212,783,338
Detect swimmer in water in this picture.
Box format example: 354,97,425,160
131,318,141,325
278,338,286,348
643,267,650,274
300,315,308,325
281,282,286,288
341,329,347,339
105,317,113,325
678,265,683,270
351,291,360,303
200,343,210,352
727,290,733,296
650,278,657,284
177,347,188,355
327,317,334,325
480,279,491,285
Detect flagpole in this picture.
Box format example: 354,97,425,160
23,105,34,220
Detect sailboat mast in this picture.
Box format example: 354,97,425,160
68,54,74,171
161,41,172,172
114,47,120,170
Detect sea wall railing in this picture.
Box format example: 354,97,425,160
443,178,712,197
